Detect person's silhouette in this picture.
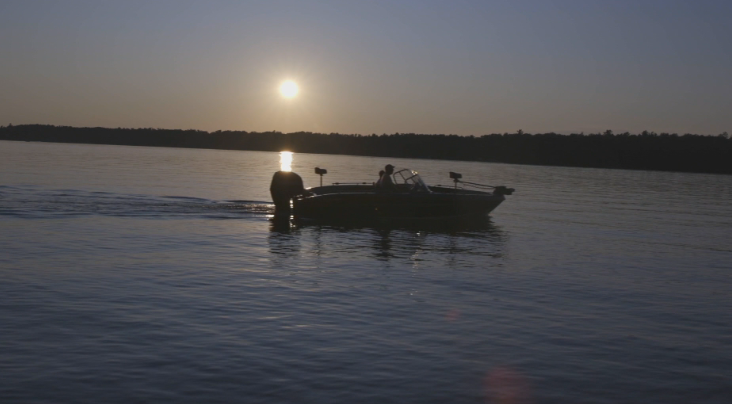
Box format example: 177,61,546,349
378,164,396,191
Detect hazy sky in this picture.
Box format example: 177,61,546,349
2,0,731,135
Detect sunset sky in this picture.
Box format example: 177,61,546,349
1,0,731,135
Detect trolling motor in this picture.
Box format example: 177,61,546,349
449,171,462,189
492,186,515,195
448,171,514,195
314,167,327,187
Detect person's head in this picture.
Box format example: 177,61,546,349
385,164,394,174
379,170,385,176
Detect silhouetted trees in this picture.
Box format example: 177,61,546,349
1,124,731,174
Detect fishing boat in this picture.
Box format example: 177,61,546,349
277,167,513,221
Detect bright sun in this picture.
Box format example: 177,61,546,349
279,80,299,98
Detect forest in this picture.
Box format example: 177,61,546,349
1,124,730,174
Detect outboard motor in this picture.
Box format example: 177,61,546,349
270,171,305,216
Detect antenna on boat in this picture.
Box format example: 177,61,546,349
315,167,327,187
449,172,462,189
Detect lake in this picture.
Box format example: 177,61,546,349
1,140,730,403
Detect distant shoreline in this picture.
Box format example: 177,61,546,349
2,124,730,175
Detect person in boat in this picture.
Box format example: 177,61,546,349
270,170,306,216
378,164,396,191
375,170,385,187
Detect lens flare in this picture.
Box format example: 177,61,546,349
280,151,293,172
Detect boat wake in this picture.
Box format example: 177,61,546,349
0,185,273,219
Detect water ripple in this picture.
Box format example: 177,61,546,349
0,186,273,219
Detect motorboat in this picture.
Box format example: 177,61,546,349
288,167,513,221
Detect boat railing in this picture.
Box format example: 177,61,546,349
436,172,515,195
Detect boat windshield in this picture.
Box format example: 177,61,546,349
393,168,432,193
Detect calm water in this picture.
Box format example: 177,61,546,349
1,140,731,404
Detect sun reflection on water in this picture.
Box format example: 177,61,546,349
280,151,293,172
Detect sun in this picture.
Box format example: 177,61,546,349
279,80,299,98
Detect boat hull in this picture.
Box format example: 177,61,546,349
293,185,505,221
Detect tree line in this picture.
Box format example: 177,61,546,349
1,124,730,174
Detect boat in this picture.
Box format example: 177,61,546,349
287,167,513,221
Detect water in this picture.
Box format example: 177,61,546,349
1,140,731,403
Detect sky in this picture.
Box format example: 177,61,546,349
1,0,731,135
